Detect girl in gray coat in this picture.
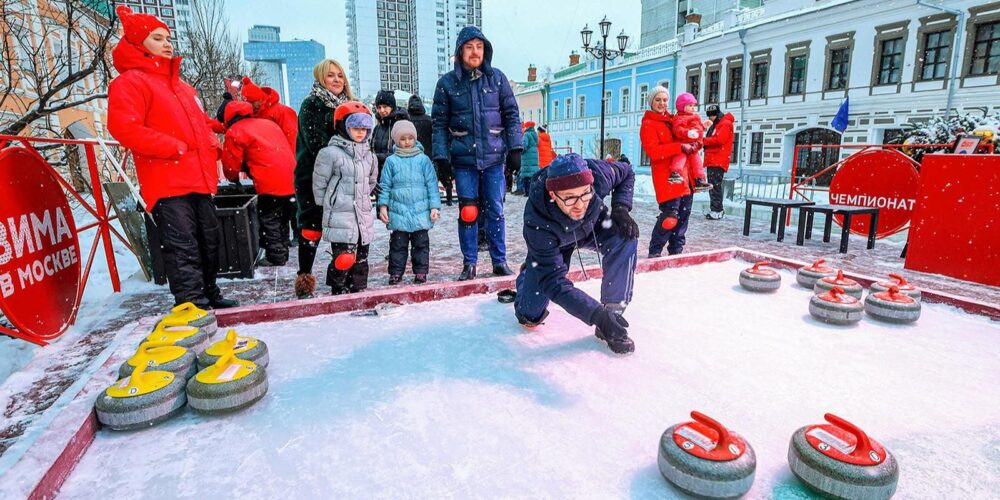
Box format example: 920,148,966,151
313,102,378,295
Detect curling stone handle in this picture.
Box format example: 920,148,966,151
171,302,197,314
751,262,771,272
812,259,826,267
129,350,151,379
824,413,874,458
224,329,238,349
213,351,236,370
888,285,901,299
888,273,908,286
690,411,732,448
140,340,176,354
834,269,846,281
830,286,845,298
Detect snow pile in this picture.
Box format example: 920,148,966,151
58,260,999,498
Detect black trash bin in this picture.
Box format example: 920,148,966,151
145,193,260,284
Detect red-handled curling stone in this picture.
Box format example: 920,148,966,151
658,411,756,499
796,259,836,289
870,273,921,301
334,252,356,271
813,270,863,299
739,262,781,293
788,413,898,499
809,287,863,325
864,286,921,324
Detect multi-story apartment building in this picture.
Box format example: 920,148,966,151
346,0,482,101
243,25,326,110
119,0,194,53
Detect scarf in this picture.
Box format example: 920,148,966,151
706,115,722,138
309,82,349,109
393,145,421,158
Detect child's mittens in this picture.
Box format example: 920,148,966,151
687,129,700,140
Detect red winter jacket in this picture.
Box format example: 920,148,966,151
107,40,220,209
221,102,295,196
671,112,705,143
256,88,298,151
703,112,735,171
537,130,556,168
640,111,689,203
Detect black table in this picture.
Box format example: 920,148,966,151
795,204,880,253
743,198,816,242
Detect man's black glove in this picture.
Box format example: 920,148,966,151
610,203,640,240
590,305,629,338
435,158,453,180
505,150,522,178
371,183,382,198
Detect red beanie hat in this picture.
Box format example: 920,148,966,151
223,101,253,127
116,6,169,46
240,77,267,103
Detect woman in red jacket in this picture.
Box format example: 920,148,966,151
639,85,700,258
107,6,236,309
702,104,736,220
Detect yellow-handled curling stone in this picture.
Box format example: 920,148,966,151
160,302,218,337
788,413,898,499
118,340,197,380
197,329,269,370
658,411,756,498
95,350,187,431
186,350,268,414
142,320,210,354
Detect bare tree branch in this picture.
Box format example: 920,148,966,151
181,0,261,114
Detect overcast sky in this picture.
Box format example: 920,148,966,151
225,0,643,81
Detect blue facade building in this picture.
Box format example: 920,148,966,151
243,25,326,111
545,40,680,174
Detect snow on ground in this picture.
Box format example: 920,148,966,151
59,260,1000,499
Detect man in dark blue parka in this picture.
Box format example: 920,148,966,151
432,26,522,281
515,154,640,354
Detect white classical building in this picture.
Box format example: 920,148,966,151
677,0,1000,179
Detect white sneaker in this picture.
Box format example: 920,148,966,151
705,211,724,220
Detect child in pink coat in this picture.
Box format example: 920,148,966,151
670,92,711,191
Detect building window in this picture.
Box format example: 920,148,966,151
565,98,572,119
578,95,586,117
920,31,951,80
620,87,630,113
827,48,850,90
731,133,740,164
969,21,1000,76
751,62,767,98
749,132,763,165
727,66,742,102
638,84,649,108
687,74,700,98
553,100,559,121
787,56,807,94
602,90,611,112
707,70,720,103
877,38,904,84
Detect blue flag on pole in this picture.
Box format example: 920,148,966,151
831,97,850,132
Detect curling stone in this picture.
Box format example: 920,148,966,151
809,287,863,325
739,262,781,293
870,273,921,301
95,351,187,431
658,411,756,499
119,341,197,380
143,321,210,354
865,286,921,324
814,270,864,299
159,302,218,337
186,352,268,414
796,259,836,289
788,413,898,499
197,329,269,370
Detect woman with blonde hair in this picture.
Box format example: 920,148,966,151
294,58,355,298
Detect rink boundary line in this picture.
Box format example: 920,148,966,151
13,247,997,499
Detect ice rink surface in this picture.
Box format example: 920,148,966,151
59,260,999,499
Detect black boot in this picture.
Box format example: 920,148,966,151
593,304,635,354
516,308,549,328
492,263,514,276
458,264,477,281
209,297,239,309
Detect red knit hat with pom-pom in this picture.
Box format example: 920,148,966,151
116,5,169,46
240,77,267,103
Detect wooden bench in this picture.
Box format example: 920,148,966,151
742,198,816,242
795,204,880,253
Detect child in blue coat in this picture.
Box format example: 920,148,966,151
378,120,441,284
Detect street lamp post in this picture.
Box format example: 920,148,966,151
581,17,629,159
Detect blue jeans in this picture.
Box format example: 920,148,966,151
454,164,506,266
648,195,693,257
515,223,638,324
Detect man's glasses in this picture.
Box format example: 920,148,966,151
552,187,594,207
